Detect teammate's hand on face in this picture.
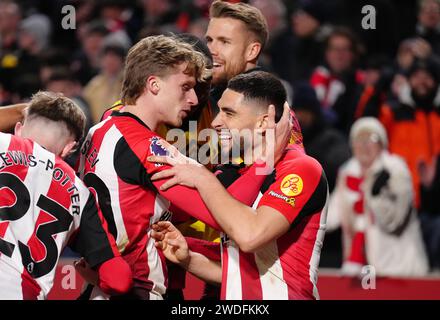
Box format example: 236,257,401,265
151,221,190,266
255,103,293,166
74,258,99,286
274,102,294,162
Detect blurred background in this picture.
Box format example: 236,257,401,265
1,0,440,299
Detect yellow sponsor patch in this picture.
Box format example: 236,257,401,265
280,174,303,197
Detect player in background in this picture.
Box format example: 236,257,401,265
0,91,132,299
151,71,328,300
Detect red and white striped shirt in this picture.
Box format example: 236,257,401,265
0,132,118,300
77,111,269,299
220,147,329,300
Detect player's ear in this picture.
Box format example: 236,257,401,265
14,122,23,137
60,140,77,159
254,112,269,135
146,76,160,95
245,41,261,63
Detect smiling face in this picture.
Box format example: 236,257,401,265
351,131,382,170
205,17,253,85
156,62,199,127
211,88,262,154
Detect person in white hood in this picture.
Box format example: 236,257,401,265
327,117,429,277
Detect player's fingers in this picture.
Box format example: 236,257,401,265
151,230,164,241
159,177,179,191
152,224,166,233
166,238,181,247
156,221,172,228
155,240,165,250
147,155,176,166
283,102,292,124
267,104,276,129
156,221,176,233
151,169,176,181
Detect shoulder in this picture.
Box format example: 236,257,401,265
275,149,327,194
382,152,410,173
277,149,323,177
339,158,359,174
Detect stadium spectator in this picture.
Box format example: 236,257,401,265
45,68,93,132
415,0,440,56
310,27,365,134
284,0,331,83
19,13,51,55
419,153,440,269
293,82,350,192
83,44,125,124
138,0,182,36
71,21,109,86
327,117,429,276
0,1,21,58
379,58,440,208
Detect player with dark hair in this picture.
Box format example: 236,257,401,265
150,71,328,300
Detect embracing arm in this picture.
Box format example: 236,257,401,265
151,221,221,284
153,161,269,230
0,103,27,132
187,170,290,253
151,157,328,253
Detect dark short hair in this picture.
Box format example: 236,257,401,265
227,71,286,122
326,27,364,58
46,67,75,84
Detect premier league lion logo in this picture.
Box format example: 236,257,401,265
150,137,170,167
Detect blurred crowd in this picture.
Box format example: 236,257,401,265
1,0,440,274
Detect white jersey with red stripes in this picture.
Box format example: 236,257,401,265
0,132,118,300
220,147,329,300
77,111,173,299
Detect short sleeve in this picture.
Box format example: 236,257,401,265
258,157,328,226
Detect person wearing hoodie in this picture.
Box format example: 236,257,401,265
379,58,440,208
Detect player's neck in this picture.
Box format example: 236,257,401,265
244,62,258,73
124,98,161,132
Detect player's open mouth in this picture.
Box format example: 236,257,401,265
213,62,223,69
218,130,232,141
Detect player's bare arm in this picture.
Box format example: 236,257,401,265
151,221,222,284
149,104,293,253
0,103,27,132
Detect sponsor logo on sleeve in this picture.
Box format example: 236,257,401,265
268,190,296,207
280,174,303,197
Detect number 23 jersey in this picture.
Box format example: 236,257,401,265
0,132,119,299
